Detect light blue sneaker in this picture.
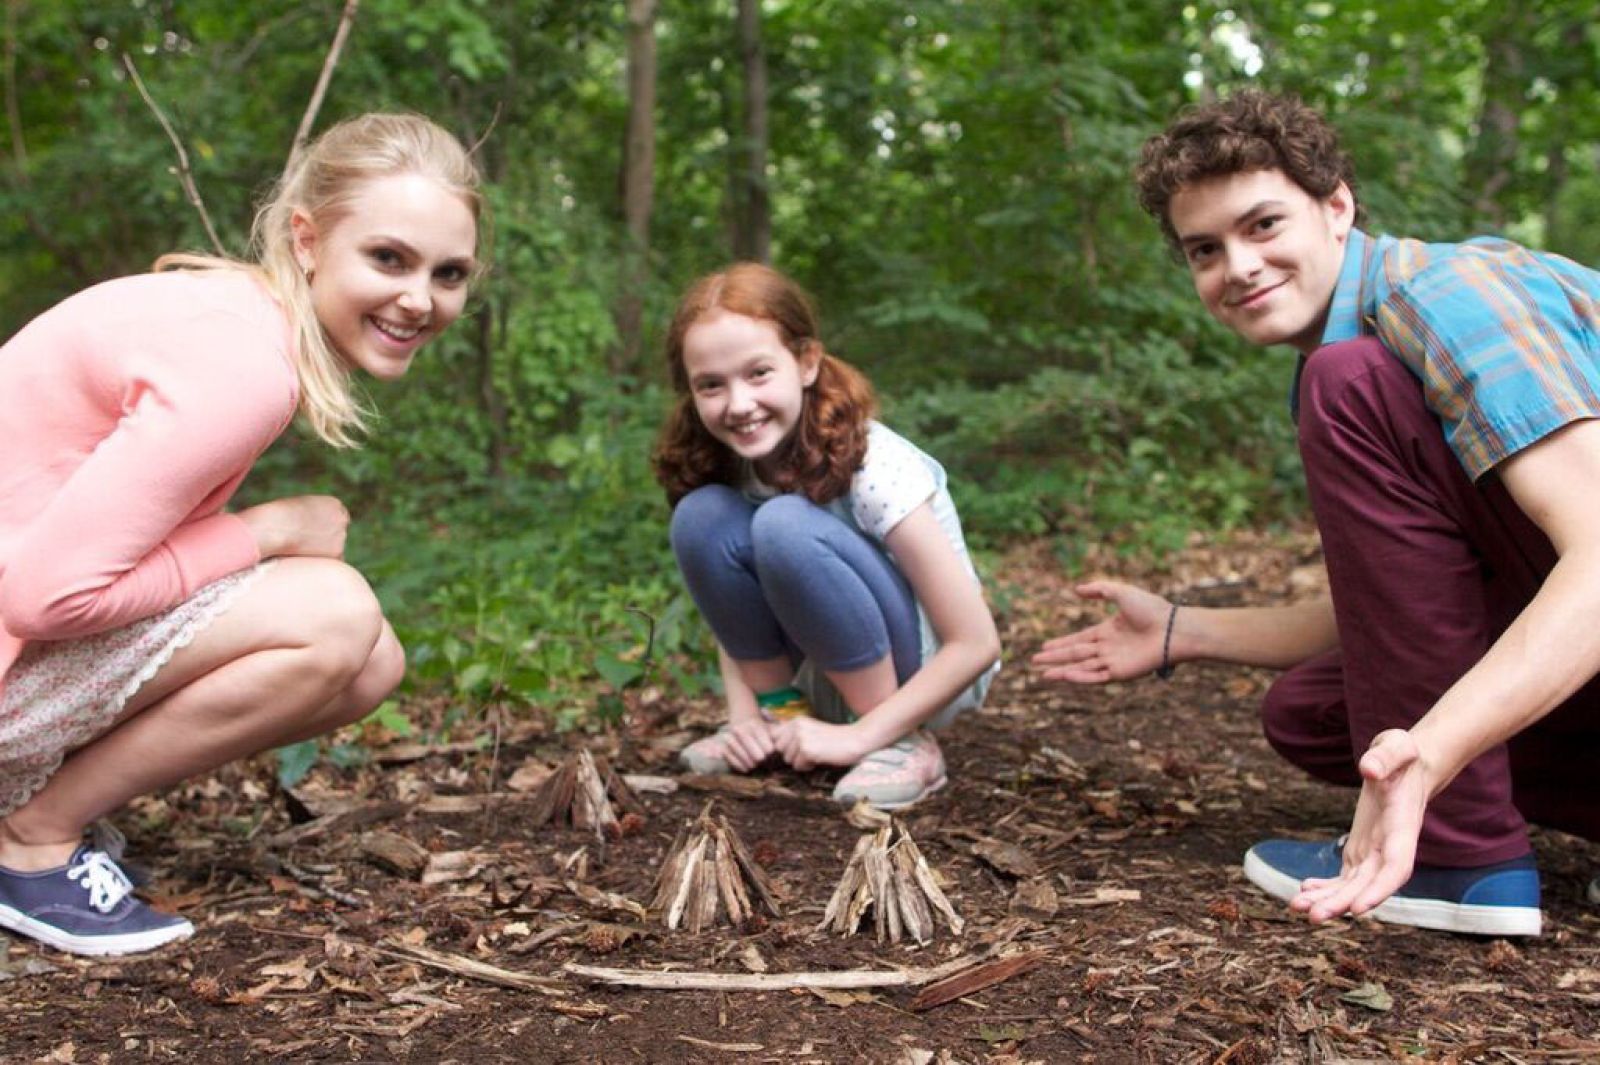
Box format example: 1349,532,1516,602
0,846,193,956
1243,838,1542,937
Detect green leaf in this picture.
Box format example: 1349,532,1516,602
456,661,493,694
595,652,643,691
364,700,413,737
276,741,319,789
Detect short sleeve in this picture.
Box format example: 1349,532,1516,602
849,425,937,541
1377,242,1600,480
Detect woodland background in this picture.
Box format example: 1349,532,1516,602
4,0,1598,765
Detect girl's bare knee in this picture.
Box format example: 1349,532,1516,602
290,560,387,683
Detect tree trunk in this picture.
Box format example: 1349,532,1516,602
1465,6,1532,231
613,0,658,376
733,0,769,263
476,295,508,478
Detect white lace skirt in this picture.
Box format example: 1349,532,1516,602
0,563,271,817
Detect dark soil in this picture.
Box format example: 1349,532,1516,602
5,529,1599,1064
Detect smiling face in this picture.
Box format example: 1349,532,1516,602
681,308,820,478
292,173,478,380
1168,168,1354,354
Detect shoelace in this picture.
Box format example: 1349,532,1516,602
66,850,134,914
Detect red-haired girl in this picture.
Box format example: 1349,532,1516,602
654,263,1001,809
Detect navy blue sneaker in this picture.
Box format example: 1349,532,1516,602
0,846,193,956
1243,838,1541,936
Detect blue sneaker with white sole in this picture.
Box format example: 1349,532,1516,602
0,845,193,956
1243,838,1541,937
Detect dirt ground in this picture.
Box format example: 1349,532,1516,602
4,529,1599,1064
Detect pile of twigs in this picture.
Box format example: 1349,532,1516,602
648,803,783,933
819,821,963,945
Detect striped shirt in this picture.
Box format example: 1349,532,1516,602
1319,228,1600,481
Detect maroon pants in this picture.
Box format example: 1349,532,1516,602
1262,338,1600,867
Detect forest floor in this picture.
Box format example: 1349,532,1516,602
5,527,1599,1064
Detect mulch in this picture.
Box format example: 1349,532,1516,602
5,527,1598,1064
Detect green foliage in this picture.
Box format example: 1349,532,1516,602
5,0,1596,745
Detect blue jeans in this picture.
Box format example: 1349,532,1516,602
669,485,923,693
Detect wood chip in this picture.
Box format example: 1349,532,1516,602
357,830,430,879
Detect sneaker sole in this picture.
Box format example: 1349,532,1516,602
835,773,947,812
1243,850,1542,937
0,904,194,956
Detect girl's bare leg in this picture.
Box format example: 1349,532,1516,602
0,558,404,870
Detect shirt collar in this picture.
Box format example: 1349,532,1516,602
1319,227,1372,346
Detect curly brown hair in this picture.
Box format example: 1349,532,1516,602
1134,90,1362,252
652,263,877,507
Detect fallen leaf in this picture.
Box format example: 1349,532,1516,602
506,759,553,792
808,988,877,1008
970,837,1039,879
0,956,58,983
1339,981,1393,1012
1010,878,1059,918
977,1022,1027,1044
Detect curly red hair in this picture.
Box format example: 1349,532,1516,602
653,263,877,506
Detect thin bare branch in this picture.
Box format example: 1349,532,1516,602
285,0,359,177
467,100,502,158
120,52,226,256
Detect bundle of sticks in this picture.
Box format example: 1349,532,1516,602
648,803,783,933
528,749,644,840
819,821,963,945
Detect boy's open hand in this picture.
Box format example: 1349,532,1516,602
1031,580,1172,683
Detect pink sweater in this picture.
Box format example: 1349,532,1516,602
0,269,300,697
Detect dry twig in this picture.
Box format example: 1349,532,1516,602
285,0,359,176
565,950,986,992
370,940,566,996
119,53,226,255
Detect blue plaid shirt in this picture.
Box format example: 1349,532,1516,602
1317,228,1600,480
